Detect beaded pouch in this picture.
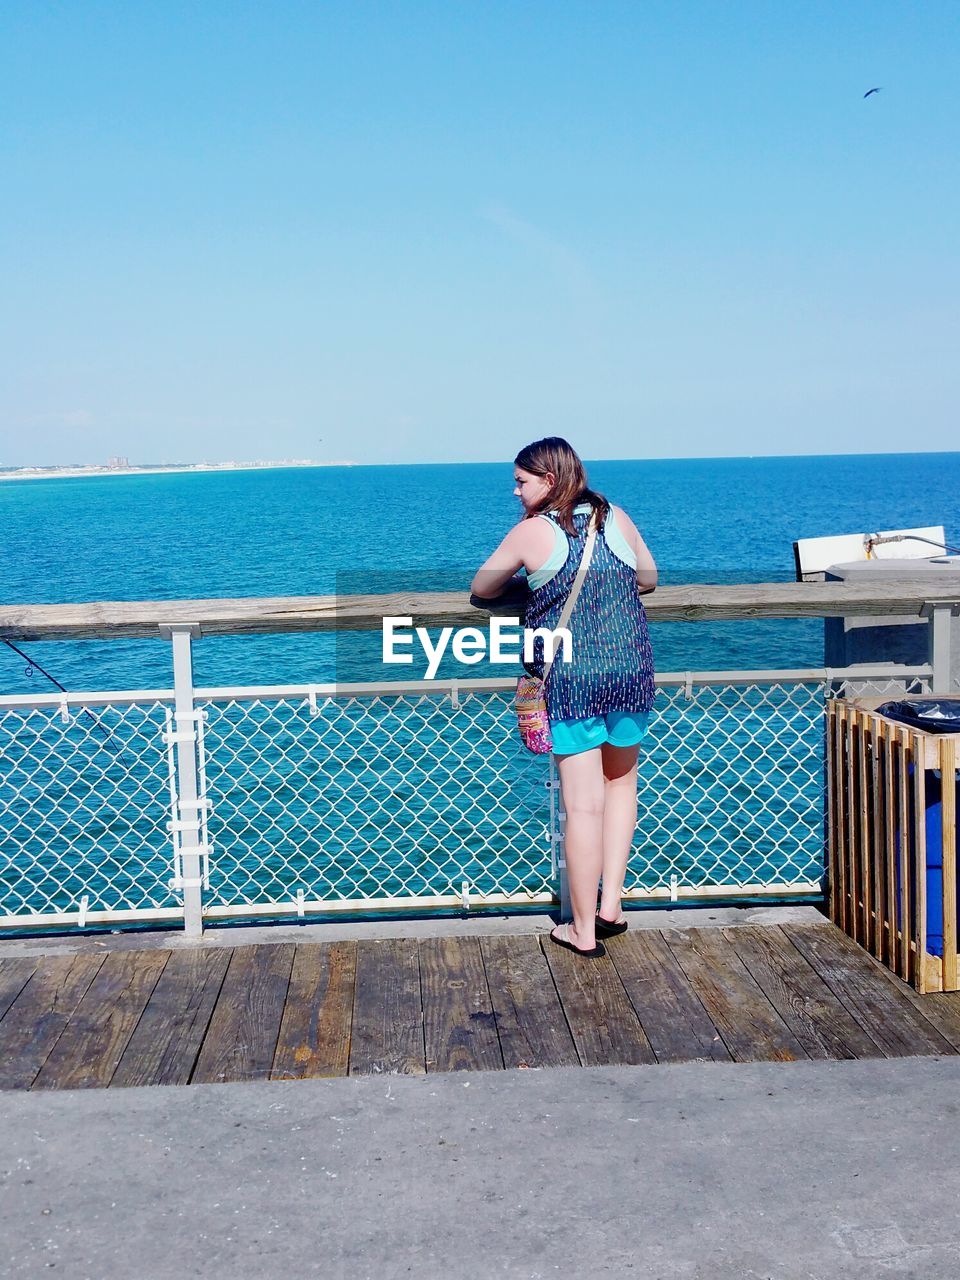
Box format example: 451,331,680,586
515,673,553,754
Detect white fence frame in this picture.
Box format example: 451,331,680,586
0,640,936,934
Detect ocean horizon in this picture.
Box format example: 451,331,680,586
1,449,958,694
4,446,959,474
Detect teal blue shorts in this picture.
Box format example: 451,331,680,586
550,709,651,756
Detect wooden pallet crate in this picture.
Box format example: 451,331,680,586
827,696,958,993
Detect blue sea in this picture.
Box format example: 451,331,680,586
2,453,958,926
3,452,958,694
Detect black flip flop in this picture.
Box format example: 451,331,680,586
549,926,606,958
595,915,628,938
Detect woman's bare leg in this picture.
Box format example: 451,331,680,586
598,741,640,924
554,747,605,949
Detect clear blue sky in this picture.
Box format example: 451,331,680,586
1,1,957,467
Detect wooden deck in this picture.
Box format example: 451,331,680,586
3,921,960,1090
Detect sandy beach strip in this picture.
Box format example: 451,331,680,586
0,461,359,482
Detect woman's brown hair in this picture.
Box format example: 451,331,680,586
514,437,609,535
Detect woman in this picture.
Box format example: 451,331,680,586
471,437,658,957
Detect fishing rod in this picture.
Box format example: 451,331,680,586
2,638,121,753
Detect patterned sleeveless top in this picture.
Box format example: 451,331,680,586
523,504,657,721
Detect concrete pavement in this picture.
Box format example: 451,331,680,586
2,1056,959,1279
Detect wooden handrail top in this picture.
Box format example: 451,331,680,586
2,580,960,640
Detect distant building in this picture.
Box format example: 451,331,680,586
107,456,130,469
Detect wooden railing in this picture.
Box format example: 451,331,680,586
2,578,960,640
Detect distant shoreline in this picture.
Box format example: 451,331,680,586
0,460,359,482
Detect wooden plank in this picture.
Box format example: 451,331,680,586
922,951,942,992
191,944,294,1084
869,716,884,962
835,703,850,933
723,925,884,1060
33,950,169,1090
912,732,931,991
0,954,105,1089
870,716,885,962
883,719,898,974
849,701,865,942
349,939,425,1075
479,935,578,1069
272,942,357,1080
845,707,860,943
111,948,231,1087
4,578,960,641
0,957,37,1022
898,725,913,983
782,923,954,1057
663,928,806,1062
858,711,873,952
941,737,958,990
827,702,841,927
845,706,859,940
542,936,655,1067
860,953,960,1054
785,910,960,1056
891,990,960,1053
609,930,730,1063
420,936,502,1073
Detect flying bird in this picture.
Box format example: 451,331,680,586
863,87,882,98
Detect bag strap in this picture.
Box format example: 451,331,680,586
542,512,598,683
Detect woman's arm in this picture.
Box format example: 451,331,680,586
612,507,658,594
470,524,528,599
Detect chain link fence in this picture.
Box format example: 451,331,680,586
0,669,932,932
0,698,180,926
200,687,552,911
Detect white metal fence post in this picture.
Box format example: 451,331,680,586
161,623,206,937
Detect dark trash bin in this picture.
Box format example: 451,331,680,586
875,699,960,734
